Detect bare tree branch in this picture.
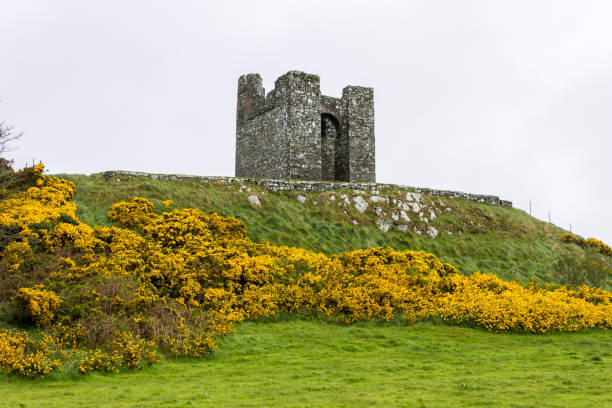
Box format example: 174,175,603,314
0,121,22,157
0,120,24,201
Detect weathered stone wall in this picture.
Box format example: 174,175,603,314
343,86,375,183
235,71,375,183
279,72,322,181
235,74,289,179
103,170,513,207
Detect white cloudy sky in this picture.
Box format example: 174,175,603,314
1,1,611,243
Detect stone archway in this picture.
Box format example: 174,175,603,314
321,113,348,181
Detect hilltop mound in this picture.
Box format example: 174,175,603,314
63,172,609,286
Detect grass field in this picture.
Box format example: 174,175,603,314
57,173,610,286
2,320,611,408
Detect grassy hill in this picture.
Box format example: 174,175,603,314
61,173,608,286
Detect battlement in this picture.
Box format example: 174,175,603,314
235,71,375,182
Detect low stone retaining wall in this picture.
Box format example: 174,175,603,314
102,170,512,207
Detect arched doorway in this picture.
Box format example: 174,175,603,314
321,113,348,181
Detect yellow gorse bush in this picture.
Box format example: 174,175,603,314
1,166,611,377
561,233,576,243
562,233,612,258
11,285,61,327
108,197,155,229
0,330,60,377
0,165,76,237
2,241,33,272
584,238,612,258
76,331,159,373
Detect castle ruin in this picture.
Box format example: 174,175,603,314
235,71,375,182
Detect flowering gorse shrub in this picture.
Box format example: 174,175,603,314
0,330,60,377
562,233,612,258
11,285,61,327
561,233,576,244
584,238,612,258
76,331,159,373
2,240,33,272
108,197,155,229
0,165,76,237
559,234,612,287
1,165,611,377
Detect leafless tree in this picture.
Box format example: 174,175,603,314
0,121,22,160
0,121,25,247
0,120,23,189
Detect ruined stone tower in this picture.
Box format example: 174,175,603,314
235,71,375,182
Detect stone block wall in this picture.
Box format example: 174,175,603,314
279,71,322,180
344,86,375,183
235,74,289,179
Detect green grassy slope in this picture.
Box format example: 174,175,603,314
2,320,611,408
60,173,605,285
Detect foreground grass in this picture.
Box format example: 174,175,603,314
56,173,604,285
2,320,610,407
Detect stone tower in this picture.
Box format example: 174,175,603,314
235,71,375,182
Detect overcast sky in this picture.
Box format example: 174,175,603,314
1,1,611,243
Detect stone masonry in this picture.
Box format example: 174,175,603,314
235,71,375,183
